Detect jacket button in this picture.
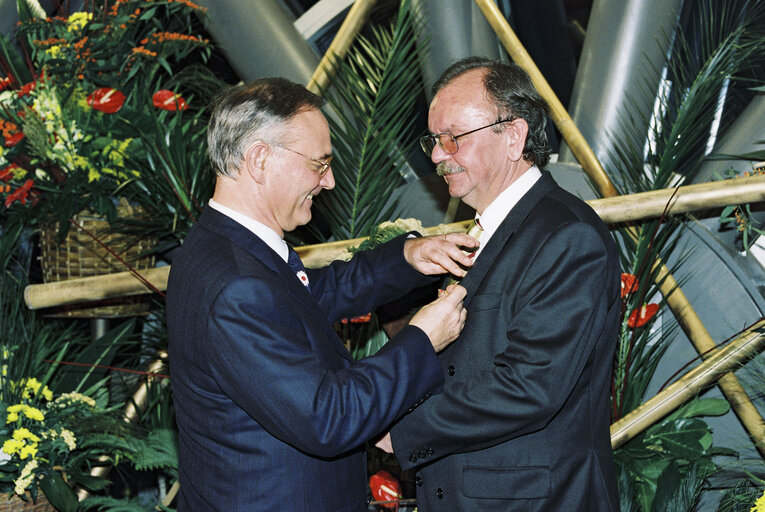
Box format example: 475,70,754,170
366,494,372,504
409,454,418,463
415,476,423,487
418,450,427,459
426,447,434,456
448,365,455,376
436,488,444,499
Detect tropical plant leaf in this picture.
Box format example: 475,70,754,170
309,0,426,241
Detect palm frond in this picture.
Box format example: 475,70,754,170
309,0,426,241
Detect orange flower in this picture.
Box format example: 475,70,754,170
369,470,400,509
152,89,188,111
5,179,34,207
18,81,36,97
620,273,639,298
0,163,20,182
86,87,126,113
4,131,23,147
627,303,659,329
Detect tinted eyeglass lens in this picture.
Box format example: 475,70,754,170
420,136,437,156
440,134,459,154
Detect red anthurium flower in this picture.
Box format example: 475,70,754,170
152,89,188,111
627,303,659,329
18,81,35,97
0,163,20,182
620,273,639,298
369,470,401,509
87,87,126,113
340,313,372,324
0,77,12,92
4,130,24,147
4,179,34,207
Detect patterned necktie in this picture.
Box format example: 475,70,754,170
445,219,484,285
287,247,311,290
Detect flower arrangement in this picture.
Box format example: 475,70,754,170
0,378,117,508
0,0,212,239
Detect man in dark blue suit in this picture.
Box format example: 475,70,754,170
378,58,621,511
166,78,477,511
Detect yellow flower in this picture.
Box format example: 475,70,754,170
23,377,42,398
18,444,37,460
751,489,765,512
6,411,18,423
67,12,92,32
41,387,52,401
2,438,22,455
13,428,40,444
46,45,62,59
88,166,102,182
22,406,44,422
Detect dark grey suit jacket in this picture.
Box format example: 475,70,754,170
390,171,620,511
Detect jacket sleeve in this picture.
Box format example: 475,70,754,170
204,273,443,459
390,222,615,470
307,233,437,323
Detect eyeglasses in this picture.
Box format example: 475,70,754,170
419,119,513,157
269,143,333,177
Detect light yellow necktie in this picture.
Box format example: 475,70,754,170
445,219,484,286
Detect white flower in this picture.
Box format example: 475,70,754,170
13,459,38,496
60,429,77,451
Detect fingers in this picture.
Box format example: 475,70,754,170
441,284,467,302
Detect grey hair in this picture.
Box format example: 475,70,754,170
432,57,551,168
207,78,324,178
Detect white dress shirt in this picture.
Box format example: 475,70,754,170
474,165,542,259
208,199,290,264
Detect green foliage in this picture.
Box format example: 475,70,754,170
309,0,425,241
615,398,735,512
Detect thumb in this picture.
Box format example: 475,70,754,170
442,284,467,303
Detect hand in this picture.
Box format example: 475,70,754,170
403,233,480,277
409,284,467,352
375,432,394,454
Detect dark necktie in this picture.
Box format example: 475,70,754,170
287,247,311,290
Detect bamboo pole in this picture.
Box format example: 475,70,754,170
77,355,168,501
611,319,765,449
305,0,378,95
23,175,765,310
473,0,618,198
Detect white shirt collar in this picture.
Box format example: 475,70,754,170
474,166,542,257
208,198,289,263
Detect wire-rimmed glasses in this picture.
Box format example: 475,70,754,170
419,119,513,157
268,143,333,177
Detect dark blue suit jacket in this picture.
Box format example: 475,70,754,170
166,207,443,511
390,172,621,511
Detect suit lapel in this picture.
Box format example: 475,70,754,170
460,172,558,308
199,208,354,362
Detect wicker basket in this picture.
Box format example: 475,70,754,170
38,199,157,318
0,492,54,512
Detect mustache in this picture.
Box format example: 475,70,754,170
436,162,467,176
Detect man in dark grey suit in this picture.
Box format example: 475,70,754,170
166,78,478,511
378,57,621,511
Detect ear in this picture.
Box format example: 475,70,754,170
505,119,529,162
243,141,269,184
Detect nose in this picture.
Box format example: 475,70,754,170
430,142,450,164
320,168,335,190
